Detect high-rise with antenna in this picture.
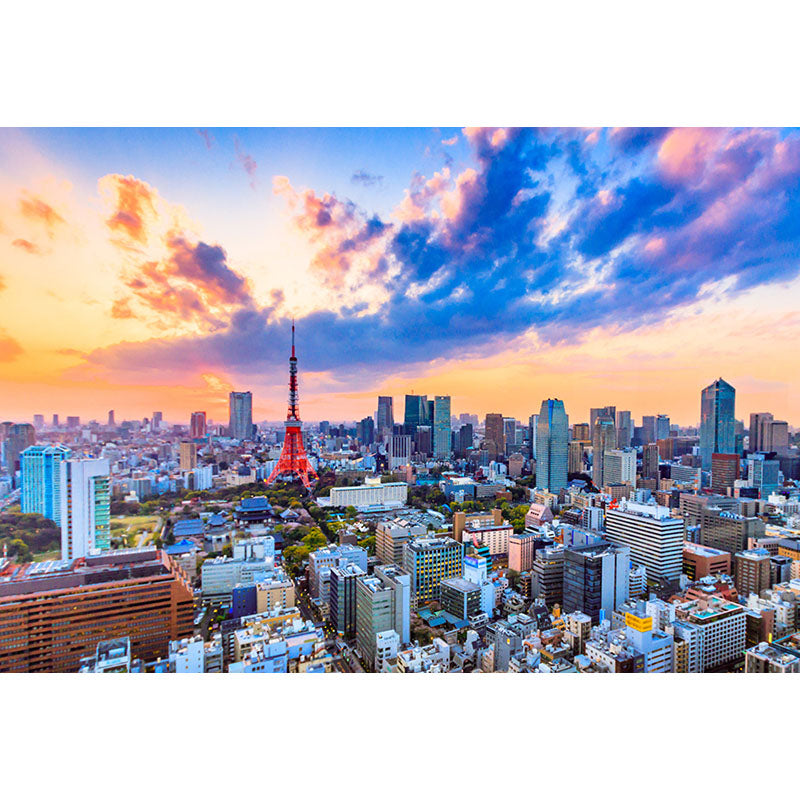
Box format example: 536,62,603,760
266,321,318,488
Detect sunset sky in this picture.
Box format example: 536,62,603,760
0,126,798,427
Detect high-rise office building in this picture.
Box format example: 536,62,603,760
642,443,660,481
388,434,412,468
484,413,505,461
733,549,772,597
433,395,451,459
563,542,631,624
603,448,637,488
655,414,670,441
329,562,365,637
402,536,463,603
528,413,538,459
415,425,432,456
20,445,72,523
60,458,111,560
356,416,375,446
66,416,80,429
502,417,517,456
592,414,616,488
151,411,163,433
698,506,764,554
457,423,474,456
747,453,781,498
536,399,569,492
179,441,197,471
0,547,193,672
403,394,428,434
699,378,736,470
190,411,207,439
748,412,772,453
604,500,684,584
590,406,616,431
107,410,115,427
616,410,632,449
568,441,585,474
1,423,36,471
355,564,411,669
376,396,394,438
228,391,253,440
760,419,789,454
572,422,591,442
33,414,45,430
52,414,59,428
711,453,740,496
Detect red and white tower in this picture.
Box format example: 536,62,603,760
266,323,318,488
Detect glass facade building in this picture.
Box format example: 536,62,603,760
433,395,451,459
228,391,253,440
536,399,569,492
699,378,736,470
21,444,71,523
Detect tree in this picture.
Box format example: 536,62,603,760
507,569,520,589
301,529,327,550
345,506,357,519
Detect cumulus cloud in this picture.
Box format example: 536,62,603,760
100,174,157,245
83,127,800,386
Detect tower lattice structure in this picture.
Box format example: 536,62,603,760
266,323,318,488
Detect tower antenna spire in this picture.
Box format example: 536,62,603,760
266,319,318,489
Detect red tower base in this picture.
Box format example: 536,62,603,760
266,422,318,488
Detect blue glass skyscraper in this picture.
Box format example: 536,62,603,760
536,399,569,492
21,445,71,523
699,378,736,470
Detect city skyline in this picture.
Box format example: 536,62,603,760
1,127,800,425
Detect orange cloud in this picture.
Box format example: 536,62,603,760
657,128,724,183
18,193,65,235
11,238,41,254
0,331,23,362
102,174,157,244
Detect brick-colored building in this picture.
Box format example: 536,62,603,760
0,547,193,673
683,542,731,580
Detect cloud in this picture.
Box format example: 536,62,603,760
441,136,459,146
234,136,257,188
0,332,23,362
18,193,65,236
100,174,157,245
110,298,134,319
79,127,800,389
197,129,214,149
11,238,41,254
351,170,383,187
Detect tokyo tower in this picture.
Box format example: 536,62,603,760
266,322,318,488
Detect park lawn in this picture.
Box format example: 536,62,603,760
111,514,162,546
33,548,61,562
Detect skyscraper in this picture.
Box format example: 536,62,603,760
592,414,616,489
0,423,35,472
528,413,538,459
107,410,115,427
590,406,616,431
699,378,736,470
403,394,428,434
433,395,451,459
749,412,772,453
60,458,111,559
711,453,740,496
616,410,632,449
21,444,72,523
151,411,163,433
563,542,630,624
503,417,517,456
228,391,253,440
376,396,394,438
190,411,207,439
655,414,671,441
179,441,197,471
536,399,569,492
484,413,505,461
